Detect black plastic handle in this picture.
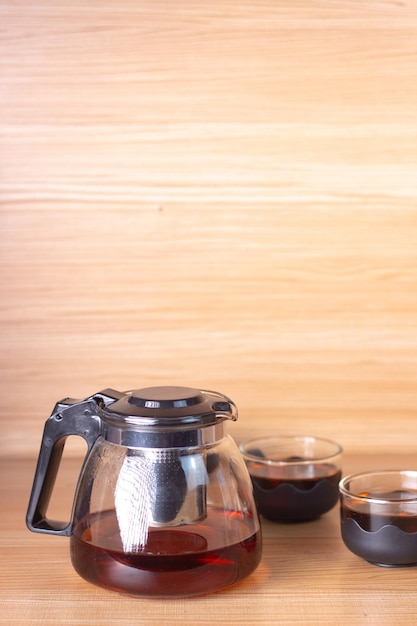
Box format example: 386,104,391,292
26,397,102,536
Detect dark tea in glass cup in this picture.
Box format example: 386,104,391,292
339,470,417,566
239,435,342,522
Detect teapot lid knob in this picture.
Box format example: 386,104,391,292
128,386,203,410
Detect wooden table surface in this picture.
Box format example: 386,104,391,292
1,451,417,625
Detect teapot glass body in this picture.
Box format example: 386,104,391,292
26,386,262,597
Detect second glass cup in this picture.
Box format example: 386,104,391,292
339,470,417,567
240,435,342,522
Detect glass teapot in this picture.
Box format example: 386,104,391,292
26,386,262,597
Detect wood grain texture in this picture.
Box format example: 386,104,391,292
2,455,417,625
1,0,417,458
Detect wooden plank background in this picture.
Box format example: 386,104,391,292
1,0,417,458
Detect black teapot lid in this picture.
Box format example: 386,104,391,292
98,385,236,429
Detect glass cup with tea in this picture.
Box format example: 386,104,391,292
239,435,342,522
339,470,417,566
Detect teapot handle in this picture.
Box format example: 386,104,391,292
26,396,103,536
